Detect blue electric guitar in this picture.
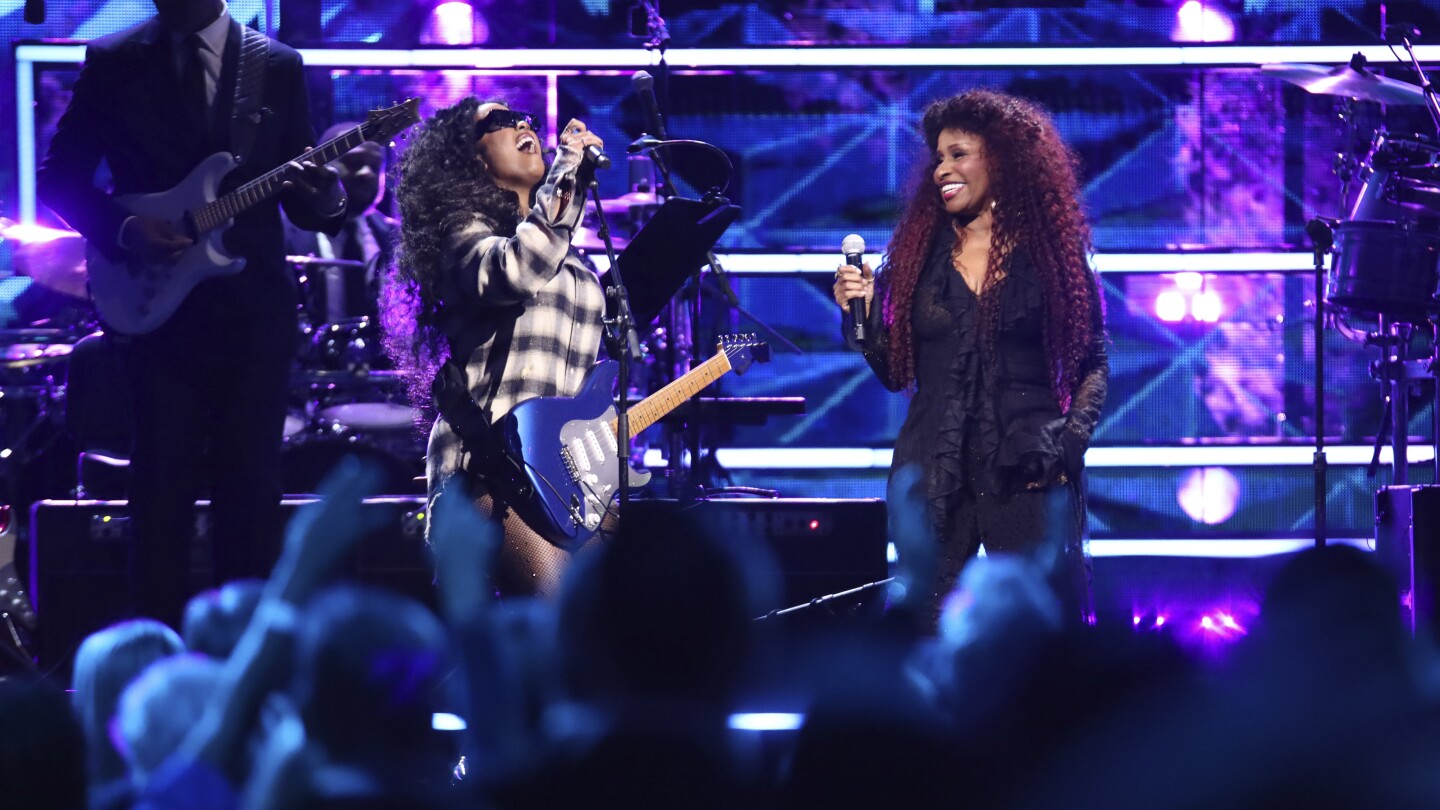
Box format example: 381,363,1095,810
493,334,770,549
86,99,420,335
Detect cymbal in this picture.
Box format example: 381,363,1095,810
0,220,89,299
0,342,73,368
287,255,367,269
572,226,629,253
1261,62,1425,105
588,191,663,213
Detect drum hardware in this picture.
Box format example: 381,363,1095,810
1360,320,1440,487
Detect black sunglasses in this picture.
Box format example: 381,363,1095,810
475,109,542,138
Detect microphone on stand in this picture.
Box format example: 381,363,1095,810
842,234,867,342
632,70,668,140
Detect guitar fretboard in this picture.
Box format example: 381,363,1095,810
613,351,735,438
190,126,371,233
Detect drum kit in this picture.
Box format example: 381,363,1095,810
0,221,426,499
1264,47,1440,486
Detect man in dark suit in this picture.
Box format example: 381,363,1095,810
37,0,346,628
285,121,397,326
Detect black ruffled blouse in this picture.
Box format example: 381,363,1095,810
847,225,1108,546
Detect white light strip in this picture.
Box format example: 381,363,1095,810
16,57,36,223
1089,537,1372,557
19,43,1438,71
728,712,804,731
1089,445,1436,467
642,445,1436,470
707,252,1316,274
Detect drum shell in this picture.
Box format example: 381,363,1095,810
1328,219,1440,318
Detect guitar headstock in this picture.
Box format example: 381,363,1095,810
361,98,421,146
716,333,770,375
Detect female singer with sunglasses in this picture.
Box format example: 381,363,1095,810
833,90,1108,630
384,99,607,596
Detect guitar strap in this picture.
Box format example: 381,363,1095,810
431,307,524,483
228,26,270,169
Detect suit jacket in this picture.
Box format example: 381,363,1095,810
37,16,343,304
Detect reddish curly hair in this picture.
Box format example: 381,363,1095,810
878,89,1098,412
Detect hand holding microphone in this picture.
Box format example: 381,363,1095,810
834,234,873,342
559,118,610,171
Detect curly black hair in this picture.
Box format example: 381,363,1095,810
381,96,524,417
880,89,1098,412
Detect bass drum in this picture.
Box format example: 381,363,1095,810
1327,219,1440,318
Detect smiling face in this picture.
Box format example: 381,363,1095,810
474,102,545,201
932,128,992,219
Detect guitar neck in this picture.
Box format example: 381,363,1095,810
191,125,370,233
613,352,734,437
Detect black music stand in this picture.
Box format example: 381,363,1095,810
598,196,740,327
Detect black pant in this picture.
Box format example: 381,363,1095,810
123,269,297,628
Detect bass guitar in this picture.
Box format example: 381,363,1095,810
86,98,420,335
492,334,770,549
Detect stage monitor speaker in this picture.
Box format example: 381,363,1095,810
624,498,889,619
28,496,431,679
1376,485,1440,635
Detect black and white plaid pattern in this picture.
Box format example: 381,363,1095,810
427,144,606,485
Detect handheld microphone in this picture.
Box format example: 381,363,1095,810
632,70,669,140
23,0,44,23
841,233,867,342
582,144,612,171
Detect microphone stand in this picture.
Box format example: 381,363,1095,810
1307,218,1333,548
1391,28,1440,134
586,172,643,512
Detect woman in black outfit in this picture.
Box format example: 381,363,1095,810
835,90,1108,628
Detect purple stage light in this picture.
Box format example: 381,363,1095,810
1173,0,1235,43
1155,290,1188,322
427,1,483,46
1174,271,1204,291
1177,467,1240,525
1191,290,1223,323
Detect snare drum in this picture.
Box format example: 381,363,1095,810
1328,219,1440,317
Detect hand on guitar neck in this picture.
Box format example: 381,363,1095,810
119,215,193,263
280,145,344,213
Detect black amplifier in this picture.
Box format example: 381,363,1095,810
28,496,431,677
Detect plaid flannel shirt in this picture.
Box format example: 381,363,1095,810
426,143,606,488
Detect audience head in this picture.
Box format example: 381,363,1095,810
0,674,87,810
114,654,223,788
291,585,451,767
182,578,265,659
1257,544,1405,671
558,504,778,708
71,619,185,784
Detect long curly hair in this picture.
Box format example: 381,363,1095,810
381,97,523,415
879,89,1097,412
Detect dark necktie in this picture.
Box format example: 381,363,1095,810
181,34,211,140
340,219,366,263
